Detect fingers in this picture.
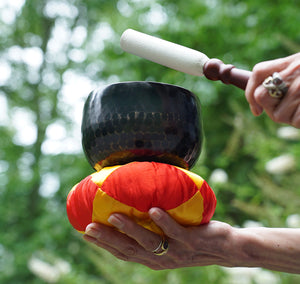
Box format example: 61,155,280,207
273,75,300,128
82,211,236,269
107,214,162,253
251,74,300,127
84,221,158,256
245,54,299,116
84,222,140,256
245,53,300,128
245,57,290,115
280,59,300,79
82,210,190,269
83,222,164,269
148,208,188,242
252,84,281,119
83,233,130,262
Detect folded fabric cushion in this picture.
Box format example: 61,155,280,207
67,161,216,235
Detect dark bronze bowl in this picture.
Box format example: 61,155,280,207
81,81,203,170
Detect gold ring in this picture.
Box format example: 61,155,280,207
152,237,169,256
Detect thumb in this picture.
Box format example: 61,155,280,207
149,208,187,241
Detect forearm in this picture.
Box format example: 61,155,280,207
232,227,300,273
84,211,300,273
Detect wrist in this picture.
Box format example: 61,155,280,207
196,222,253,268
225,227,260,268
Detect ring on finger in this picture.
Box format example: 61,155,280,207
152,237,169,256
263,72,288,99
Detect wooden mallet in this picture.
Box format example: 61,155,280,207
120,29,251,90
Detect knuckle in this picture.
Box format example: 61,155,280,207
253,89,264,103
121,219,136,231
252,62,265,74
253,86,269,105
123,245,138,257
252,61,270,77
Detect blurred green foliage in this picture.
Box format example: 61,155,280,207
0,0,300,283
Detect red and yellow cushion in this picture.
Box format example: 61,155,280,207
67,161,216,235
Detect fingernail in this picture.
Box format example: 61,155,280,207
108,214,124,229
85,223,101,238
149,208,162,221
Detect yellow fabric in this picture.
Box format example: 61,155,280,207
92,189,163,235
91,165,121,186
92,188,204,236
175,166,204,188
166,191,204,225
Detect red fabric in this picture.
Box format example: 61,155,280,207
100,161,198,212
200,180,217,224
66,175,99,231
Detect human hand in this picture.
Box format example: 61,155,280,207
83,208,240,270
83,208,300,273
245,52,300,128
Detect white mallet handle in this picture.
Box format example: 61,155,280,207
120,29,209,76
120,29,251,90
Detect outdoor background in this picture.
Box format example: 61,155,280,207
1,0,300,283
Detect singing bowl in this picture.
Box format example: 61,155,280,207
82,81,203,170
